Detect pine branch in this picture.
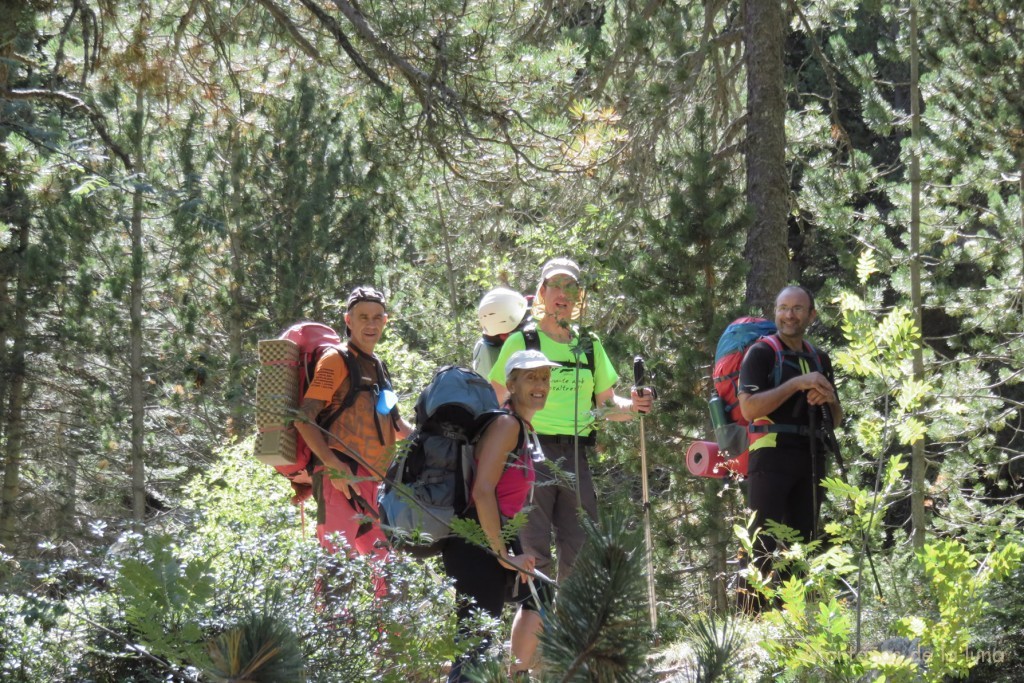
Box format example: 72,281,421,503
4,87,134,170
540,509,656,682
253,0,322,61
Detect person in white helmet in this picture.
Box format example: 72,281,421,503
472,287,530,378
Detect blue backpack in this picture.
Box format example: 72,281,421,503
378,366,506,557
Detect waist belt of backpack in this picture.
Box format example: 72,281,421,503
537,433,596,447
749,424,824,438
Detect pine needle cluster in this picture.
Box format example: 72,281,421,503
539,508,657,682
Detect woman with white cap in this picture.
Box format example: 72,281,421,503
442,348,558,683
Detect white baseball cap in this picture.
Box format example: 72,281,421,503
540,257,580,283
505,349,561,377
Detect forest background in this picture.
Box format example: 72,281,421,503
3,0,1024,681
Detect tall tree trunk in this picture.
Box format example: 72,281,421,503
0,221,29,548
228,134,247,435
129,85,148,529
57,412,81,533
701,262,728,613
1019,156,1024,317
0,0,34,549
704,480,729,613
908,0,927,551
742,0,789,312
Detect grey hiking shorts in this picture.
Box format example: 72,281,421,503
519,438,599,585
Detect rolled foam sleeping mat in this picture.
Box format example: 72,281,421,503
686,440,726,478
685,441,749,478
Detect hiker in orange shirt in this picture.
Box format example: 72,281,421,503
294,287,413,564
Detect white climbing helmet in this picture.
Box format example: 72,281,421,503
477,287,528,336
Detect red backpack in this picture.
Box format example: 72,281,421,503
705,317,822,477
255,322,388,503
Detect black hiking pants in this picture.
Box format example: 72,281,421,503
441,515,515,683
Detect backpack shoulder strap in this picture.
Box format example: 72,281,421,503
522,326,540,351
315,344,375,429
510,414,528,453
377,356,402,428
757,334,787,388
802,340,824,373
311,346,351,427
759,335,825,387
523,324,595,372
575,327,595,373
337,345,367,412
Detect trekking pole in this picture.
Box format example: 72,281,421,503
573,333,583,511
633,356,657,631
809,405,820,541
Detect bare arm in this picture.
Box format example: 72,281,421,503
738,371,837,422
395,417,414,440
594,386,655,422
472,414,535,580
292,398,354,495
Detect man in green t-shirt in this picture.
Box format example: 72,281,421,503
488,257,654,678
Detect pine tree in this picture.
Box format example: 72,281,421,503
611,107,750,613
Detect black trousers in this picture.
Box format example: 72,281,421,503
441,524,514,682
747,467,825,554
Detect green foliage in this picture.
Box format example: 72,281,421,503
177,439,464,682
205,612,305,683
0,592,74,682
539,508,657,682
822,455,907,545
449,509,528,549
747,533,1023,683
685,612,746,682
897,539,1024,681
115,534,216,669
7,1,1024,680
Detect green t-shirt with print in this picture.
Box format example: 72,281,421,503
488,327,618,437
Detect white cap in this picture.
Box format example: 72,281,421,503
540,257,580,283
505,349,560,378
478,288,528,336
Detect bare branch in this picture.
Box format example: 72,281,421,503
326,0,477,122
294,0,390,92
591,0,665,102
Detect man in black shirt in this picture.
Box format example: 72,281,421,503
738,286,842,599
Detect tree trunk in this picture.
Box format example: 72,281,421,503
704,480,730,613
57,413,80,533
701,258,729,613
228,134,247,435
0,0,34,549
1019,156,1023,317
908,1,927,551
0,220,29,548
742,0,789,312
129,85,148,529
